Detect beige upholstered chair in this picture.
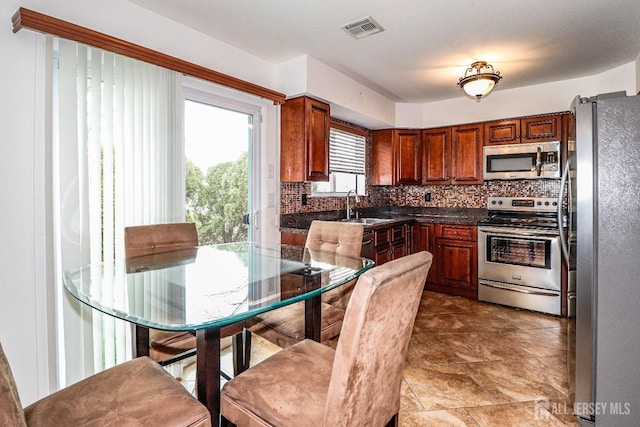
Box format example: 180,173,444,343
124,223,246,371
0,343,211,426
220,251,433,427
247,220,364,348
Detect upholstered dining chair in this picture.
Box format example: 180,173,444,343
0,343,211,426
124,223,248,374
220,251,433,427
247,220,364,349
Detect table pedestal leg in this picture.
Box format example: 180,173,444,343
134,325,150,357
304,295,321,341
196,328,221,423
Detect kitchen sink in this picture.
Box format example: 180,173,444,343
340,217,393,225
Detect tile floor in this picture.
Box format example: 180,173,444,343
176,291,579,426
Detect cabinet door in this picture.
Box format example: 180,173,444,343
306,98,330,181
416,223,437,285
395,130,422,185
436,238,477,292
280,96,330,182
371,129,394,185
422,127,451,184
521,114,562,143
451,124,483,184
390,241,406,260
374,246,391,265
483,119,521,145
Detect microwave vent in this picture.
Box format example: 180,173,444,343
340,16,384,39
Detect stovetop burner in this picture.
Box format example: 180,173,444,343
480,197,560,231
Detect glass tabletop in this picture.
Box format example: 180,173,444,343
63,242,373,331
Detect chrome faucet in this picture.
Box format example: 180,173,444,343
346,190,361,219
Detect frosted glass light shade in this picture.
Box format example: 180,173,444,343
457,61,502,101
462,78,495,98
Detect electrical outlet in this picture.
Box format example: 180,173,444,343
425,192,431,202
301,194,308,206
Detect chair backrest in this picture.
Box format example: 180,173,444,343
124,223,198,259
305,220,363,258
323,251,433,426
0,343,27,427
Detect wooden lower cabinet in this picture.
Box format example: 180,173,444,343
281,231,308,246
415,223,478,299
373,223,407,265
284,221,477,299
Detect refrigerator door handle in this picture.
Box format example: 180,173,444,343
558,159,571,267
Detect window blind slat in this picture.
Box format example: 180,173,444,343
329,128,365,174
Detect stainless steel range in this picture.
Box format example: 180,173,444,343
478,196,562,316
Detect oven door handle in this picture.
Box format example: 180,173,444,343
480,281,559,297
478,227,559,239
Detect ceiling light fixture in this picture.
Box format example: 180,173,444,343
457,61,502,101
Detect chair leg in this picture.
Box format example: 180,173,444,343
385,413,399,427
232,333,243,376
220,416,236,427
231,329,252,376
243,329,252,370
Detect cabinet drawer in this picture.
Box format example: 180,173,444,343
374,228,389,247
390,225,404,242
438,225,475,241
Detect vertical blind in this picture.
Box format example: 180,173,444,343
52,37,184,383
329,128,365,174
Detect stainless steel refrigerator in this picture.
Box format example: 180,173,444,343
566,92,640,426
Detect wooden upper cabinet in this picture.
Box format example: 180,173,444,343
371,129,421,185
521,114,563,143
422,124,482,185
452,124,483,184
483,119,520,145
422,127,451,184
484,113,563,145
280,96,330,182
396,130,422,185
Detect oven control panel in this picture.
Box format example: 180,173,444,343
487,197,558,213
487,197,558,212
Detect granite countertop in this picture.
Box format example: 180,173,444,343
280,206,488,234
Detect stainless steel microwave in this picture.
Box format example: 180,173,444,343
483,141,561,180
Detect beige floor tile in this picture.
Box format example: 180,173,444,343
400,408,480,427
462,357,569,404
465,401,578,426
403,364,496,410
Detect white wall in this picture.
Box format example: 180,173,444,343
0,1,42,406
396,61,638,129
277,54,637,131
276,55,396,129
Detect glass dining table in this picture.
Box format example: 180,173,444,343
63,242,374,423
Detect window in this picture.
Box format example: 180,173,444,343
182,79,262,245
312,125,366,195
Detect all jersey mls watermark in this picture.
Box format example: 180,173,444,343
534,398,632,420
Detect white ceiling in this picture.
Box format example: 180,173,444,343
129,0,640,104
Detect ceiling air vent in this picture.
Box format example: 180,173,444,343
341,16,384,39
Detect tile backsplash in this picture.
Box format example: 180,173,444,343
280,180,561,214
